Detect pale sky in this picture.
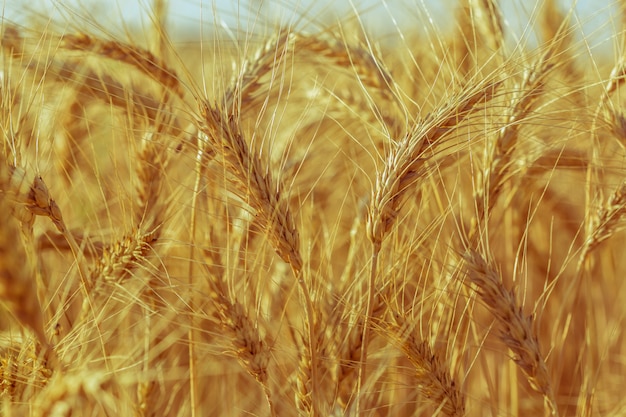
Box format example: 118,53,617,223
2,0,621,55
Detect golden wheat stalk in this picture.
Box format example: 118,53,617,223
599,55,626,148
196,103,302,271
193,30,325,410
1,25,186,140
88,229,158,288
294,31,398,100
5,165,66,233
215,297,275,415
222,29,293,110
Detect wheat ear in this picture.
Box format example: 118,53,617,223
463,249,558,416
469,0,505,53
367,77,501,247
197,101,321,412
471,46,557,239
202,248,275,416
599,54,626,147
583,53,626,258
0,177,48,347
295,31,398,100
213,295,275,416
4,25,185,133
196,103,302,272
383,315,466,417
2,164,90,344
578,180,626,269
196,31,319,404
358,77,500,412
59,32,184,98
134,123,174,232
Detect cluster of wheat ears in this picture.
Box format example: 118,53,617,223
1,0,626,415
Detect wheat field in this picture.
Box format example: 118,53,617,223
1,0,626,415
